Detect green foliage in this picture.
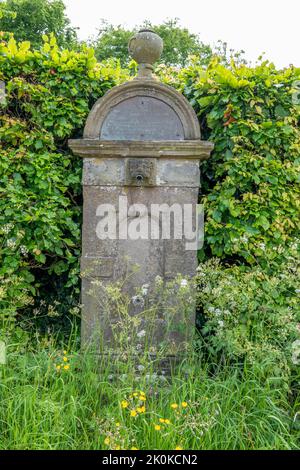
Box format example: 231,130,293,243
179,60,300,266
0,329,298,449
0,35,129,322
1,35,300,449
197,242,300,383
0,0,78,48
1,35,300,369
92,21,133,67
92,18,214,67
143,18,213,67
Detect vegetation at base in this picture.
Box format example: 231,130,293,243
0,327,299,450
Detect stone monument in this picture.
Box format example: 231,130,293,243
69,30,213,362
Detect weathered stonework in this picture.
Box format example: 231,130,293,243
83,80,201,141
68,31,213,361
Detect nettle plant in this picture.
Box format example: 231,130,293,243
0,34,129,322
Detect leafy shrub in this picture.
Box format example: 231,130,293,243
196,240,300,383
179,60,300,267
156,59,300,386
0,35,129,323
1,35,300,347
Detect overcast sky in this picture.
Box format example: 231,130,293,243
64,0,299,68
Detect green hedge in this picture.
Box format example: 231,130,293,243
177,60,300,266
0,35,129,322
1,35,300,326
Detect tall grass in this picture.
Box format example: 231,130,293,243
0,326,298,450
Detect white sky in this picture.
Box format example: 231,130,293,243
64,0,299,68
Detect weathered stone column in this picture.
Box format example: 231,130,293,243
69,30,213,362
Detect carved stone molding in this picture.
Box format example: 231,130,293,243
83,80,201,140
68,139,213,160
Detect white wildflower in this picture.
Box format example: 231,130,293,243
2,223,13,234
180,279,188,288
291,340,300,365
6,238,16,249
292,340,300,351
141,284,149,296
137,329,146,339
197,271,206,278
20,245,28,256
292,353,300,365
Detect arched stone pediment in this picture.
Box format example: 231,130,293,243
83,80,201,141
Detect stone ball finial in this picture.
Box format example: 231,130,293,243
128,29,163,79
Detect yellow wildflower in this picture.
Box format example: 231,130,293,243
63,356,68,362
139,395,146,401
121,400,129,409
104,437,110,446
133,392,138,397
63,350,67,355
181,402,188,408
116,422,120,427
63,364,70,370
175,446,183,450
154,424,161,431
115,446,121,450
131,447,138,450
130,410,137,417
56,365,61,371
165,419,171,424
159,418,165,423
171,403,178,409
